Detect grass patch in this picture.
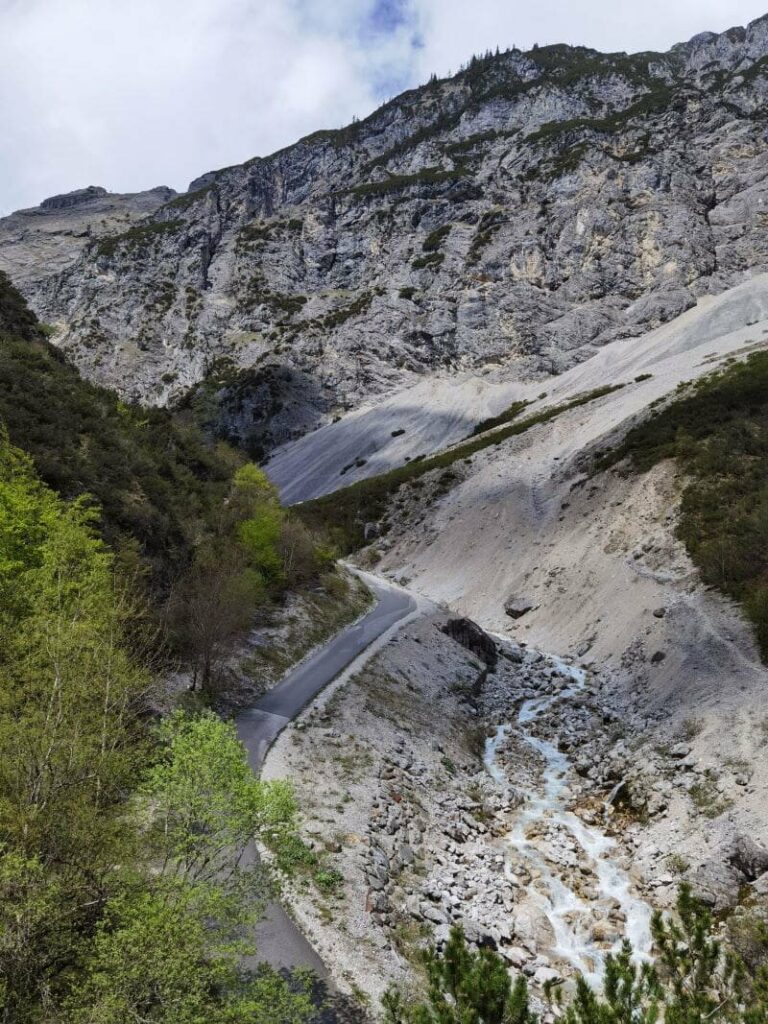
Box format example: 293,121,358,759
268,831,346,898
689,773,733,819
269,832,319,874
681,717,704,741
594,352,768,659
667,853,691,874
297,384,624,552
95,220,183,258
472,400,529,436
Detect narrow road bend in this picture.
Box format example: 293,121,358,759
236,573,417,974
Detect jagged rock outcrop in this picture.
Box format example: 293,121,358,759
4,16,768,430
729,834,768,881
0,185,176,293
40,186,109,211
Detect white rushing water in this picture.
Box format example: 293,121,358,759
484,656,652,987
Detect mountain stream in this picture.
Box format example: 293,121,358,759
483,656,653,987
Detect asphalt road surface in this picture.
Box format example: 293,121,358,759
236,574,416,975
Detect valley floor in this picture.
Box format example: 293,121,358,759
258,274,768,1016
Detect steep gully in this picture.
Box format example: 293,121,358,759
237,574,654,985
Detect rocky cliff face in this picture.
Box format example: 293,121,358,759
0,184,176,295
4,16,768,432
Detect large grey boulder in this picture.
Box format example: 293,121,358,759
692,856,744,911
504,596,537,620
442,618,498,669
729,834,768,882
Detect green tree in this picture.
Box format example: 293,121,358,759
392,890,768,1024
66,883,312,1024
0,430,149,1017
0,431,310,1022
140,711,297,887
69,712,309,1024
651,884,748,1023
166,546,264,689
563,942,661,1024
384,925,536,1024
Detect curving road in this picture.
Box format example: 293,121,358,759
236,573,416,974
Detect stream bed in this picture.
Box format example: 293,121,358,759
483,656,652,987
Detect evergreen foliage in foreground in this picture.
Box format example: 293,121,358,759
385,887,768,1024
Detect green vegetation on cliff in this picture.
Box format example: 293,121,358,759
596,351,768,659
0,271,235,584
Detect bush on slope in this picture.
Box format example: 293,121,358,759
596,351,768,659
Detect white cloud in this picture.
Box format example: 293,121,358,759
0,0,766,213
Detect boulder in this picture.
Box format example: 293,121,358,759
462,919,498,949
501,946,529,968
442,618,498,668
504,595,537,620
691,859,742,911
396,844,416,870
729,835,768,882
533,966,562,987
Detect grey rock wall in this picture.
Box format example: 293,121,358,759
3,16,768,444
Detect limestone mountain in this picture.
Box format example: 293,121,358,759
4,15,768,453
0,185,176,292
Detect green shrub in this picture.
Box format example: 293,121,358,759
422,224,452,252
347,165,468,199
594,352,768,660
412,252,445,270
472,400,529,436
314,868,344,895
95,220,183,258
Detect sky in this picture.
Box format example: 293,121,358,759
1,0,767,213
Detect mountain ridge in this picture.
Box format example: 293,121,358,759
4,14,768,454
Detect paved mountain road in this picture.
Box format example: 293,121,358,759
236,574,416,974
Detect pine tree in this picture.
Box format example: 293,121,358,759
384,925,536,1024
